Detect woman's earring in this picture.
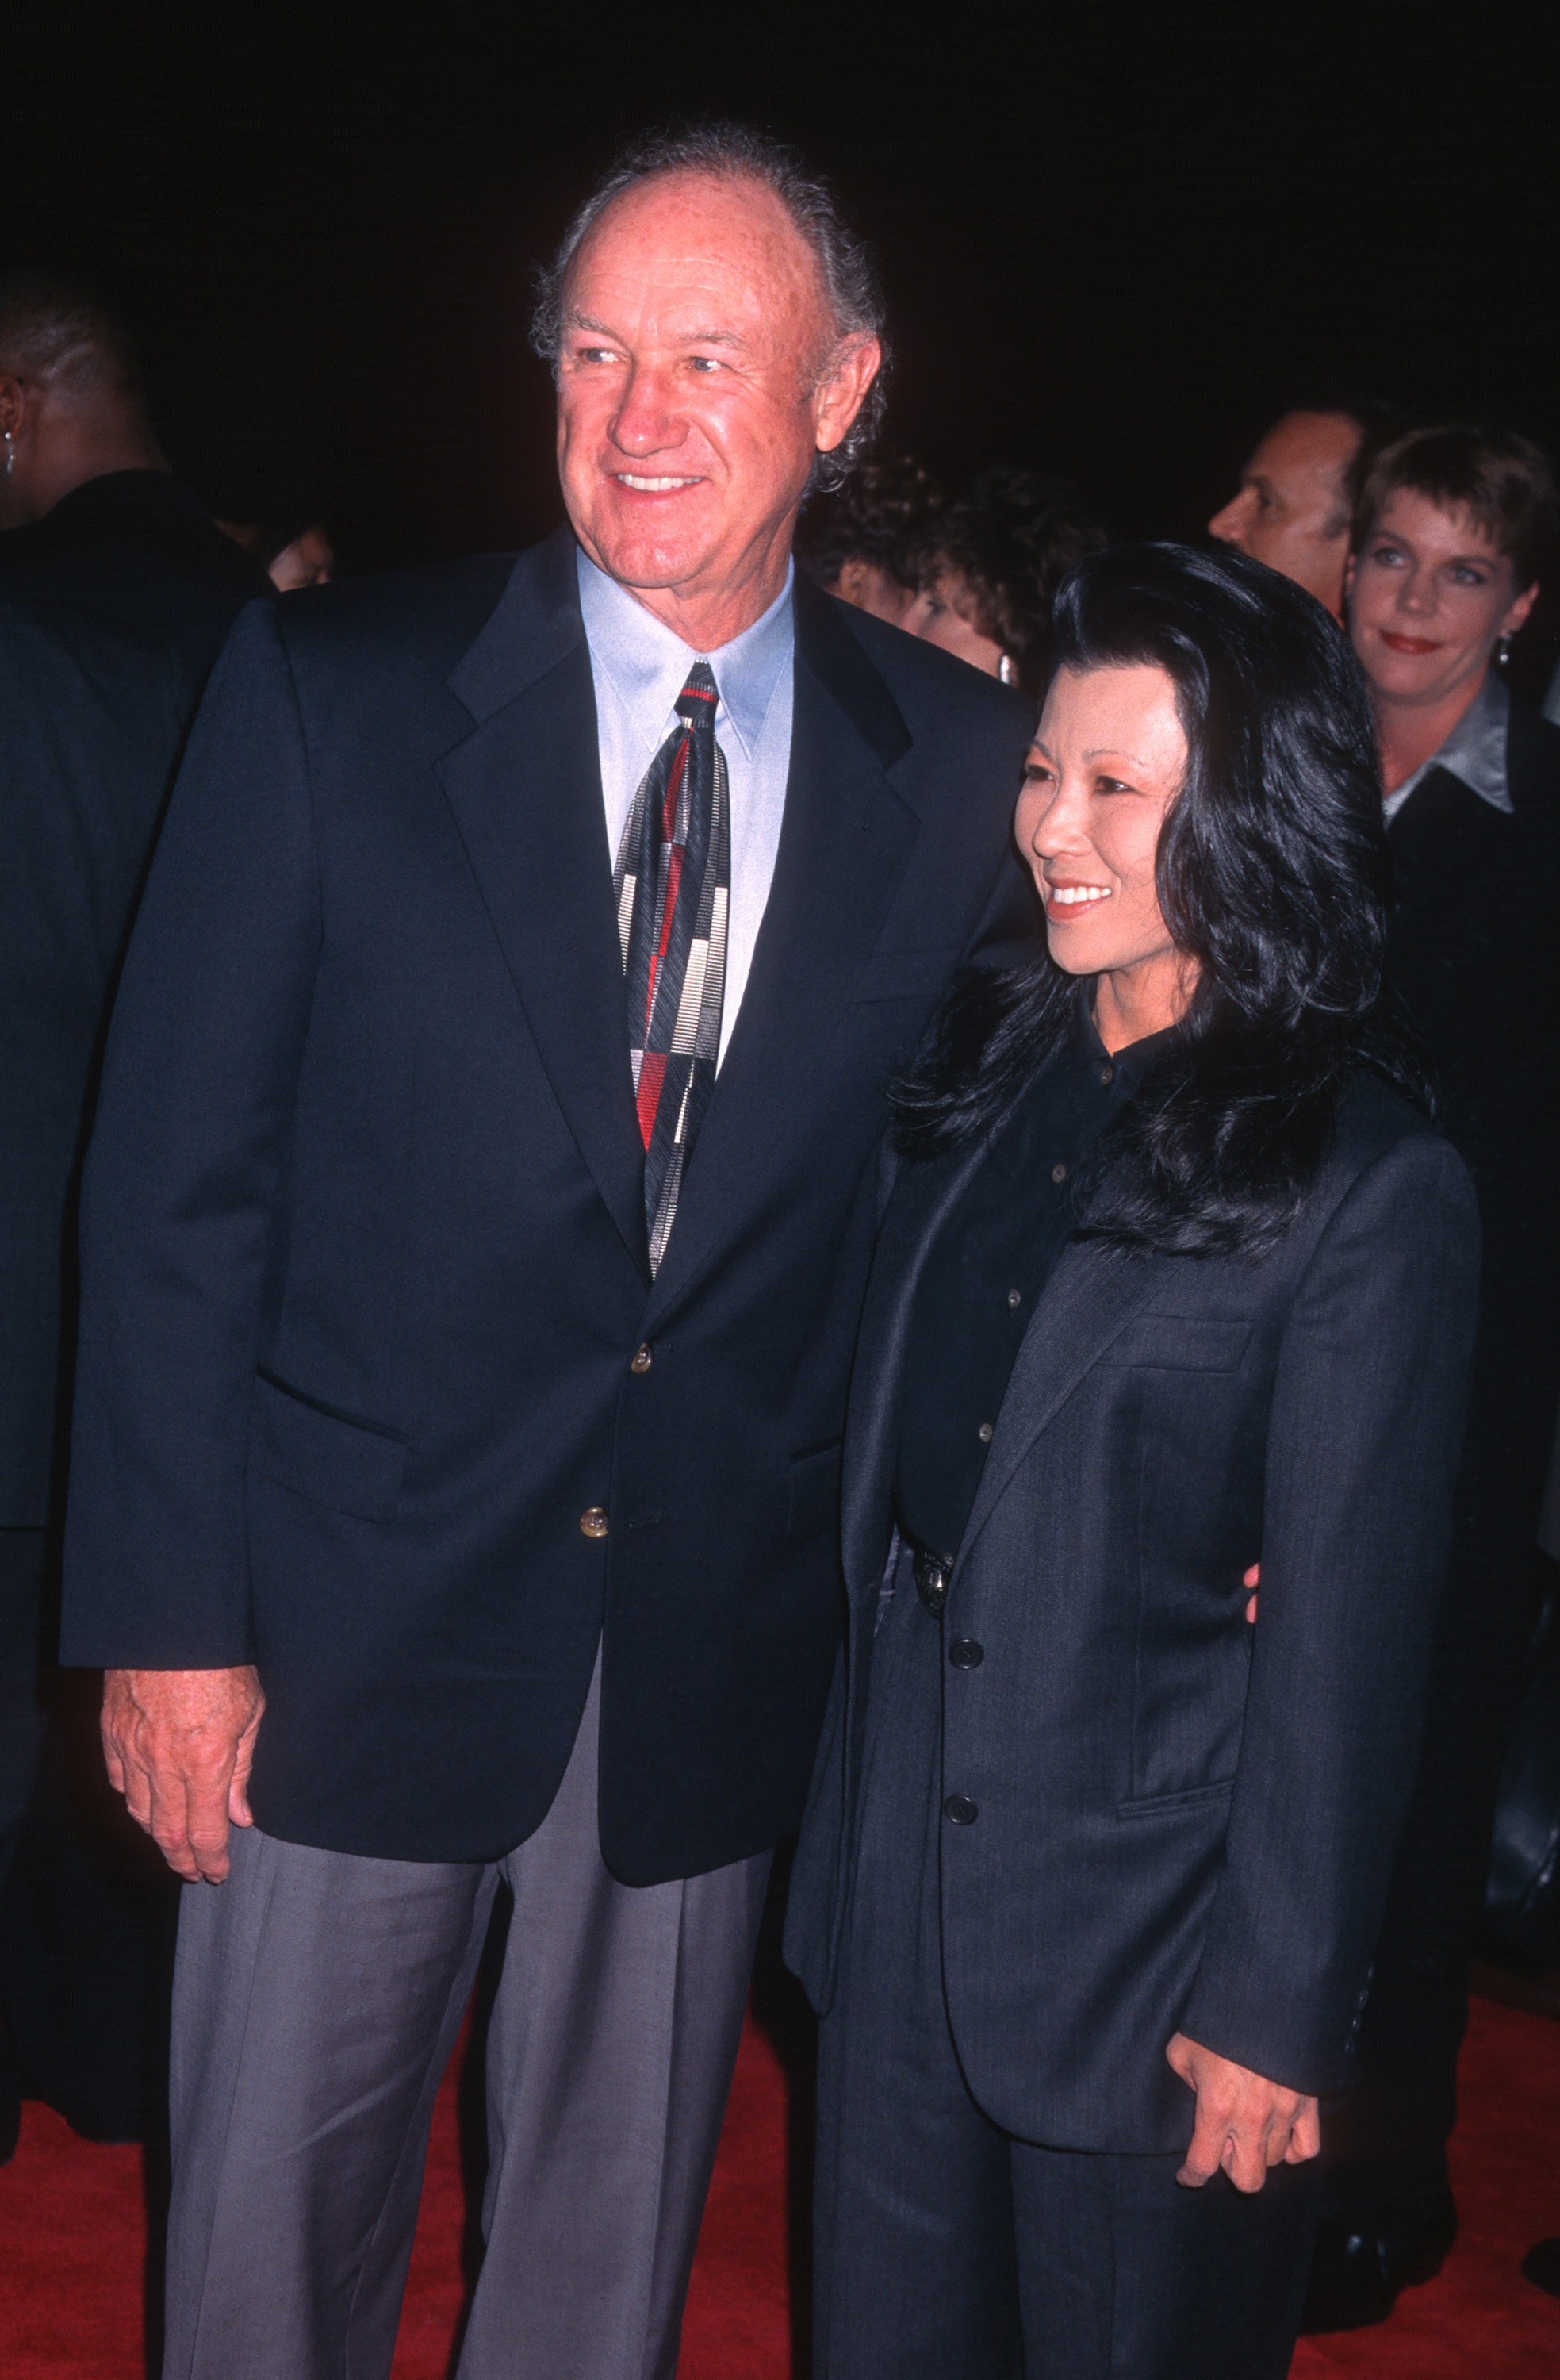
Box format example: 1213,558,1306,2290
2,430,13,481
1497,632,1513,670
998,653,1017,687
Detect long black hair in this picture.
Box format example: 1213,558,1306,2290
892,542,1429,1259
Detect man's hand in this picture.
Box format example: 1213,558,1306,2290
1244,1560,1259,1622
101,1665,265,1883
1166,2032,1320,2193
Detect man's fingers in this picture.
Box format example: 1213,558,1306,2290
1175,2101,1228,2188
1285,2101,1322,2163
1221,2125,1271,2194
228,1689,266,1828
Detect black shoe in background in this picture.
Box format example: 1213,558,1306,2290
1299,2185,1458,2332
1522,2239,1560,2298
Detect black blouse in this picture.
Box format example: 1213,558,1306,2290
892,1011,1167,1565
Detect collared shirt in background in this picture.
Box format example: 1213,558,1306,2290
1384,671,1512,823
577,545,795,1062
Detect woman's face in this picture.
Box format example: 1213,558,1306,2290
1346,489,1536,708
1017,662,1194,1042
902,565,1007,677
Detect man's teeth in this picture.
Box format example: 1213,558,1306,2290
617,474,696,492
1049,885,1112,905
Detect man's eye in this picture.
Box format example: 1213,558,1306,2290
574,347,615,367
688,355,721,374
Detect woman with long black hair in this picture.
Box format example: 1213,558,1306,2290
784,543,1481,2380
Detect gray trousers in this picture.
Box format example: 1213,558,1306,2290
163,1655,771,2380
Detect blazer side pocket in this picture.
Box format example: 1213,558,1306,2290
247,1371,408,1524
787,1439,843,1544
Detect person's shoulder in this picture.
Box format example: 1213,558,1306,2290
271,552,520,675
1329,1074,1475,1211
1506,692,1560,819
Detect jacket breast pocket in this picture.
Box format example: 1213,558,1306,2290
247,1371,408,1524
787,1439,843,1544
1099,1315,1251,1372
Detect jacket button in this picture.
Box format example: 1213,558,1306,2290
579,1507,609,1539
943,1794,979,1825
630,1344,653,1374
948,1637,984,1670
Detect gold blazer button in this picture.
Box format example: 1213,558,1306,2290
579,1507,609,1539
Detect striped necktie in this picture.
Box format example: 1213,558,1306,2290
611,662,730,1274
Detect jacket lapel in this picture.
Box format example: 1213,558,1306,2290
955,1235,1171,1568
435,528,650,1279
643,578,922,1322
840,1132,995,1595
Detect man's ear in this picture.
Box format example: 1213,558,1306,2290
814,335,881,457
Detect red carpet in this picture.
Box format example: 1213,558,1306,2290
2,1994,1556,2377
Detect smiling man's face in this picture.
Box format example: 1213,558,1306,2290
554,167,876,647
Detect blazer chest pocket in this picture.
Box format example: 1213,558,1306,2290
1099,1315,1252,1372
247,1371,408,1523
787,1440,843,1544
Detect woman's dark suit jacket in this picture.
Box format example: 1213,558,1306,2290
785,1076,1481,2154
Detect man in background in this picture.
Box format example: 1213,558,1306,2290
0,589,204,2159
0,271,269,670
1208,400,1397,620
0,274,267,2157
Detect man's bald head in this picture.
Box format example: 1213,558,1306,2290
0,271,165,529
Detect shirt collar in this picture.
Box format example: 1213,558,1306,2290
1384,671,1512,823
575,543,795,763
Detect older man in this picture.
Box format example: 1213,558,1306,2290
1208,401,1397,620
61,125,1030,2380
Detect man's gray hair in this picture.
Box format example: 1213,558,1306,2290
531,122,888,491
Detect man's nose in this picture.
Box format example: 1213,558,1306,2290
608,366,683,456
1208,494,1248,547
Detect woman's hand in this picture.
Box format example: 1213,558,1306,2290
1244,1560,1259,1622
1165,2032,1320,2192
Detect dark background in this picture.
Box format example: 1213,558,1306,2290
3,0,1557,674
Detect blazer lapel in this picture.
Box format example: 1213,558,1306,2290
840,1131,994,1595
956,1235,1170,1568
436,529,650,1279
643,578,922,1322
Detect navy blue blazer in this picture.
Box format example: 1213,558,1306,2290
59,527,1033,1880
785,1077,1480,2148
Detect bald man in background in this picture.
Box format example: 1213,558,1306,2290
0,271,267,672
1209,401,1397,619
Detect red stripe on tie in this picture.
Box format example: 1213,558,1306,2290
662,735,688,842
635,1050,667,1148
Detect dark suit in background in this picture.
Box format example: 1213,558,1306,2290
0,472,265,2152
61,526,1031,2375
787,1079,1479,2379
0,588,204,2148
0,469,270,674
1323,692,1560,2249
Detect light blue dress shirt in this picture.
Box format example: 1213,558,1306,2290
576,546,795,1064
